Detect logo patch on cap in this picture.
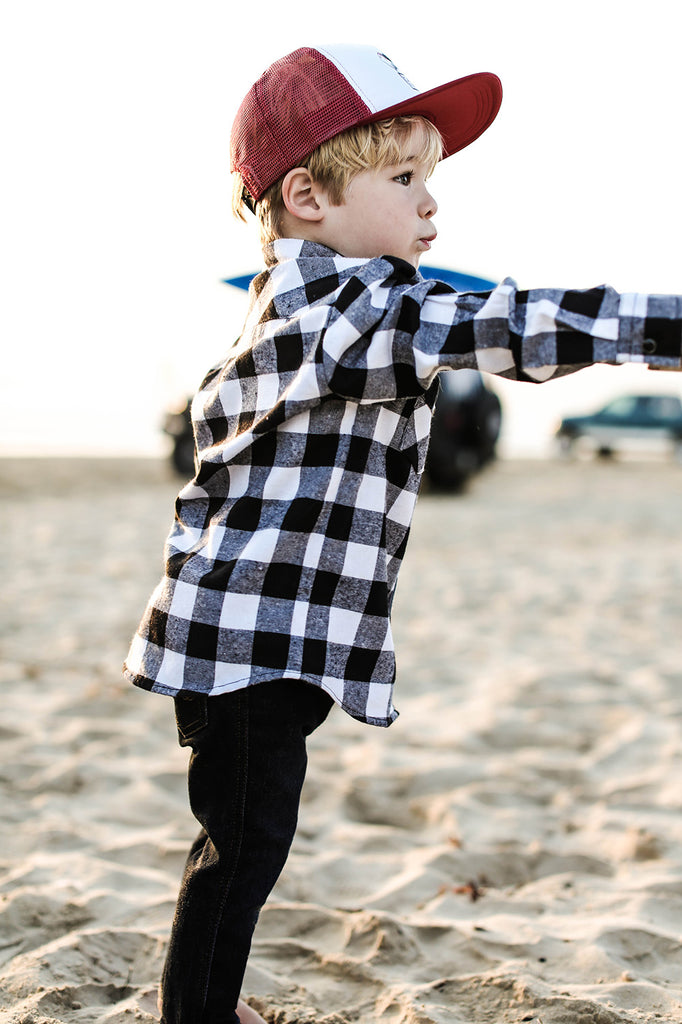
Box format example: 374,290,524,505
377,52,417,91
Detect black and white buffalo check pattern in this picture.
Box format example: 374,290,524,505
125,239,681,725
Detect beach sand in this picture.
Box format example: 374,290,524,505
1,454,682,1024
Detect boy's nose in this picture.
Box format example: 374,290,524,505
421,188,437,218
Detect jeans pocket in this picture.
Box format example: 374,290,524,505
174,692,209,745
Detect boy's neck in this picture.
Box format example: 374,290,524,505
278,211,330,249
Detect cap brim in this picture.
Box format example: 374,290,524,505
366,71,502,157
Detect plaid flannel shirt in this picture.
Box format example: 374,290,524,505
124,239,682,726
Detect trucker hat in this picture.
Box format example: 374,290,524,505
230,44,502,205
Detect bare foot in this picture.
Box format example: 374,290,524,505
237,998,268,1024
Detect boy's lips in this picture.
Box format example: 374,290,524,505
419,232,437,250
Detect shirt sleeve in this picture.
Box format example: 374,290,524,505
319,260,682,401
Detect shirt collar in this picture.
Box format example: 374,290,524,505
263,238,370,268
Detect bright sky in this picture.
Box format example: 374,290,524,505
2,0,681,457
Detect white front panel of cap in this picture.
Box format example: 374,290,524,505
316,44,419,113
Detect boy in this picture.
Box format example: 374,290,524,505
124,44,682,1024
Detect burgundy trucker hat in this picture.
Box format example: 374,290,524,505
230,44,502,203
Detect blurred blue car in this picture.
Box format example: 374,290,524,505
556,393,682,459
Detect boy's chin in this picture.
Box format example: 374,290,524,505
386,251,420,269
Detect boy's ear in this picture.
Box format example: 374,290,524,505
281,167,326,222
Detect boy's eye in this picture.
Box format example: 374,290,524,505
394,171,414,186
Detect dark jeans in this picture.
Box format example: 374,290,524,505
160,679,333,1024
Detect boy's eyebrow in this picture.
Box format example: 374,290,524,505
391,154,420,166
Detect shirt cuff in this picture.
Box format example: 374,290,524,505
617,292,682,367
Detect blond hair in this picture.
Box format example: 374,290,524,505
231,115,443,246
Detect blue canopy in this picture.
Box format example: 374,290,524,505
223,264,497,292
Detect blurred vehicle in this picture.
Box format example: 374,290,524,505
164,370,502,490
555,393,682,459
425,369,502,490
165,265,503,487
163,399,196,476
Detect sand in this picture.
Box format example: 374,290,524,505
1,454,682,1024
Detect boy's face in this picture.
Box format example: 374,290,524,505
319,124,438,268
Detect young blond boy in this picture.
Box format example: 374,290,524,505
125,44,682,1024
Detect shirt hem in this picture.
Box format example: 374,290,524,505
123,666,398,729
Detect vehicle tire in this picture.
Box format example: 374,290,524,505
425,442,476,491
171,434,196,477
426,465,470,492
477,399,502,465
557,433,577,458
674,439,682,465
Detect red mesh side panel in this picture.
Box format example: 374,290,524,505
231,47,371,200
